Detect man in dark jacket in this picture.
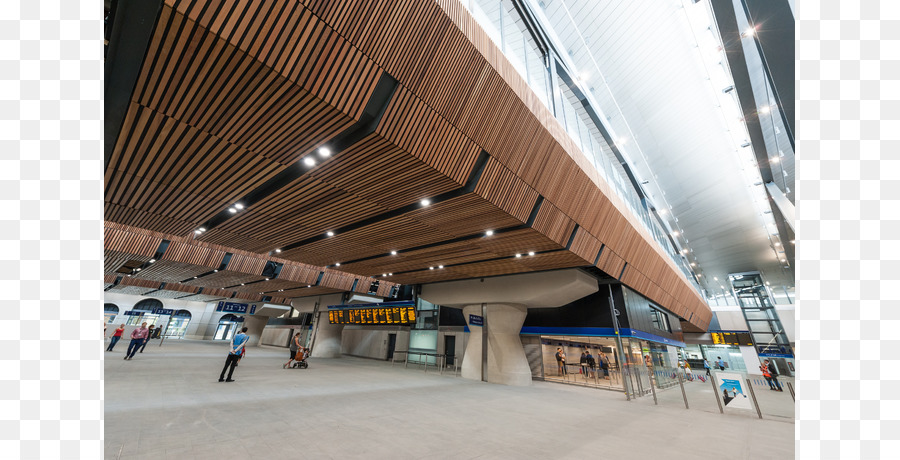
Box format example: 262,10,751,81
765,359,783,391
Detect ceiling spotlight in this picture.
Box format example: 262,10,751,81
485,230,494,236
780,259,787,263
690,262,696,266
697,274,702,277
682,249,688,254
713,277,718,281
214,270,218,273
326,231,334,237
193,276,198,279
240,283,245,286
382,273,387,277
307,285,312,288
421,199,431,206
194,230,202,234
658,209,668,215
234,203,244,210
774,242,781,246
335,263,341,267
199,227,206,232
303,157,315,167
275,248,281,253
742,26,756,37
438,265,444,269
528,251,535,256
515,253,522,258
228,208,237,213
135,268,141,272
279,289,284,292
765,281,770,285
265,278,269,281
318,147,331,157
389,273,393,276
391,250,397,255
720,285,725,289
149,259,156,263
617,137,627,146
429,267,434,270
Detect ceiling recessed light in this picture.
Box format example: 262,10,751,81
429,266,434,270
774,242,781,246
658,209,667,215
199,227,206,232
720,285,725,289
335,262,341,267
383,273,387,277
713,277,718,281
228,208,237,213
697,274,702,277
318,147,330,157
690,262,696,266
438,265,444,269
765,281,770,285
515,253,521,258
420,199,430,206
265,278,269,281
149,259,155,263
528,251,535,256
275,248,281,253
194,230,202,234
307,285,311,288
234,203,244,210
135,268,141,271
214,270,218,273
682,249,688,254
240,283,245,286
485,230,494,236
304,157,315,166
194,276,198,279
391,251,397,255
326,231,334,237
388,273,392,276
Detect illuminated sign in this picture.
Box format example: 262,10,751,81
328,304,417,325
710,332,754,346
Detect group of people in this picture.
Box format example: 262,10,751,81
760,359,783,391
105,322,155,360
554,347,610,379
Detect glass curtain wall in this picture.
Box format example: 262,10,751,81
461,0,704,297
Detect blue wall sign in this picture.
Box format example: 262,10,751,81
153,308,174,315
217,301,252,314
123,310,144,316
469,314,484,326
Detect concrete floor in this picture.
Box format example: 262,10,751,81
105,340,794,460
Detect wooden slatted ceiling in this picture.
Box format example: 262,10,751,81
104,275,118,285
224,253,267,276
405,194,524,237
531,201,577,248
230,279,305,294
104,250,151,276
276,286,342,298
275,263,321,285
109,285,157,296
569,228,604,265
104,226,161,256
267,297,292,306
390,259,534,286
473,157,540,223
161,241,225,268
377,85,480,186
132,260,213,283
298,0,709,323
321,270,356,291
182,271,267,290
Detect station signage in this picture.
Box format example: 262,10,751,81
153,308,174,315
757,344,793,358
469,315,484,326
711,332,754,346
123,310,145,316
216,301,257,314
328,305,417,325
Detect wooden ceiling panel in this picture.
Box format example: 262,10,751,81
531,201,577,247
104,250,152,277
230,279,306,294
108,285,157,296
132,260,212,283
275,286,342,298
104,202,197,237
176,293,229,302
407,194,524,238
474,157,540,223
514,251,590,272
183,271,268,290
569,228,603,265
470,228,563,258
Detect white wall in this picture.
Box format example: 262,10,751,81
710,306,748,331
775,304,795,344
341,326,409,360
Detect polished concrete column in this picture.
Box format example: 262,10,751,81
310,317,344,358
461,303,531,386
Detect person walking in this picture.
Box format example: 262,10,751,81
219,326,249,382
125,322,150,360
107,324,125,352
585,349,596,379
138,325,156,353
683,361,693,380
703,358,711,376
760,362,776,389
284,332,303,369
765,359,783,391
716,356,725,371
599,352,610,379
579,350,589,379
555,348,567,376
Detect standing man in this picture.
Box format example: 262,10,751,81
125,322,150,360
703,358,711,376
555,348,567,376
765,359,783,391
138,325,156,353
219,327,249,382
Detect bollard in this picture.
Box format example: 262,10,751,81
746,378,763,419
787,381,795,401
710,372,723,414
677,370,689,409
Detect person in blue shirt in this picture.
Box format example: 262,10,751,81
219,327,249,382
703,358,711,376
716,357,725,371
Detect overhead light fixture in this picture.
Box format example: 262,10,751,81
421,199,431,206
742,26,756,37
199,227,206,232
228,208,237,213
720,285,725,289
318,147,330,157
265,278,269,281
275,248,281,253
485,230,494,236
193,276,198,279
658,209,668,215
388,273,393,276
713,277,718,281
391,250,397,255
774,242,781,246
135,268,141,272
303,157,315,167
790,240,795,244
682,249,688,254
335,262,341,267
671,231,680,237
234,203,244,210
149,259,155,263
690,262,696,266
515,253,522,258
240,283,245,286
382,273,387,277
326,231,334,237
528,251,535,256
697,274,702,277
194,230,202,234
438,265,444,269
759,105,770,114
214,270,218,273
429,267,434,270
765,281,770,285
617,137,627,146
770,157,780,164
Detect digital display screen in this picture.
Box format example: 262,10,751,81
711,332,753,346
328,306,417,325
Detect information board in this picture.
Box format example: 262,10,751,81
328,305,417,325
710,332,754,346
216,301,257,314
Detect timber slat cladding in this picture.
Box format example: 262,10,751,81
530,201,577,248
568,228,603,265
110,285,158,296
104,250,151,276
473,158,539,223
276,264,321,285
223,253,267,276
156,283,200,295
406,194,525,238
321,270,356,291
133,260,213,283
377,85,480,186
183,270,266,290
276,286,342,298
104,274,118,284
104,227,162,256
230,279,303,294
161,241,225,269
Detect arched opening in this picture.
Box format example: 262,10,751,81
214,314,244,341
163,309,192,338
104,303,119,323
126,298,164,326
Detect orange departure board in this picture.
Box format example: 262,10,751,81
328,305,417,325
710,332,753,346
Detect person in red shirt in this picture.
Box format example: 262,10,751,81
107,324,125,352
125,322,150,360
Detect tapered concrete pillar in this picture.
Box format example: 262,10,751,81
461,303,531,386
310,317,344,358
